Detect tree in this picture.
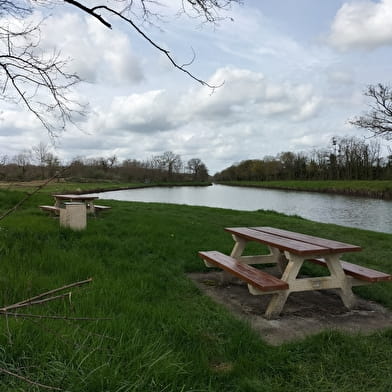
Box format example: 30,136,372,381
350,84,392,140
156,151,183,179
32,141,60,178
187,157,209,181
13,149,31,178
0,1,241,135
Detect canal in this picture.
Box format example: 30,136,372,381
91,184,392,233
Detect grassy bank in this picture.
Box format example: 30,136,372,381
0,180,211,194
0,189,391,391
217,180,392,199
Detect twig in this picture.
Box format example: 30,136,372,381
1,292,71,312
0,311,111,321
6,278,92,309
0,367,62,390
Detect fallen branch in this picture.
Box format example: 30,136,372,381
4,278,92,310
0,367,62,390
0,311,110,321
1,292,72,312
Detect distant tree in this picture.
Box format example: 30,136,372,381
350,84,392,140
32,142,50,178
153,151,182,180
107,155,118,168
187,158,209,181
32,142,60,178
13,150,31,178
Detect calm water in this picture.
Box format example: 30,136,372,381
91,184,392,233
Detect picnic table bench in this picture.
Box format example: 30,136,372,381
94,204,112,213
39,194,111,218
198,226,391,319
39,205,61,215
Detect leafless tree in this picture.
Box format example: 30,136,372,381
1,1,241,136
350,84,392,140
187,157,208,180
155,150,183,178
12,149,31,178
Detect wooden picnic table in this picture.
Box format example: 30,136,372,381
52,194,99,213
199,226,391,319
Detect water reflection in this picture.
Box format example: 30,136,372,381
90,184,392,233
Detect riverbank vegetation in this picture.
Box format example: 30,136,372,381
0,188,391,391
0,147,209,183
217,180,392,199
0,180,211,195
214,136,392,182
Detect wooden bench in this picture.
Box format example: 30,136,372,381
198,251,289,292
308,258,392,283
94,205,111,211
39,205,61,215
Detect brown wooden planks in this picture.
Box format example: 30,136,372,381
309,258,392,282
198,251,288,292
252,227,362,253
225,227,329,255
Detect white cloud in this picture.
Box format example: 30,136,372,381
39,12,144,84
328,0,392,50
87,90,177,135
178,67,322,123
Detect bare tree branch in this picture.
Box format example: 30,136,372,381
350,83,392,140
1,1,240,134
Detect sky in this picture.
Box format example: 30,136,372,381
1,0,392,174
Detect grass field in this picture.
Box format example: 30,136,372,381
0,180,211,194
0,188,391,391
217,180,392,198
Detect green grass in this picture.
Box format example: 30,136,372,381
0,180,211,194
218,180,392,196
0,189,391,391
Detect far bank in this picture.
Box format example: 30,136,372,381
215,180,392,200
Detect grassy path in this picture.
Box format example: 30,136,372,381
0,189,391,391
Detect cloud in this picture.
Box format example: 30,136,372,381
52,66,326,171
178,67,322,123
39,12,144,84
92,90,176,134
0,109,41,135
328,0,392,50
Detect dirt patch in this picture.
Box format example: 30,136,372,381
188,269,392,345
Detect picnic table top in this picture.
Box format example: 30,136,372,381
224,226,362,256
52,194,98,201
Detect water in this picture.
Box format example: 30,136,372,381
90,184,392,233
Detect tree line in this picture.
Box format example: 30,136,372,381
0,144,209,183
214,136,392,182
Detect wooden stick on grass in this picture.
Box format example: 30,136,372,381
1,292,72,311
4,278,92,309
0,367,62,390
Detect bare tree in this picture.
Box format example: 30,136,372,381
187,157,209,180
155,150,182,179
1,1,241,135
13,149,31,178
350,84,392,140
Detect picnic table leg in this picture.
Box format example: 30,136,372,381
264,253,304,319
89,202,95,215
53,198,61,208
324,254,356,309
230,235,247,258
